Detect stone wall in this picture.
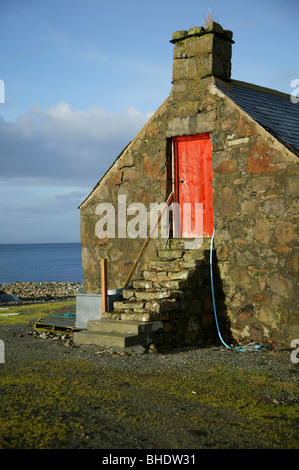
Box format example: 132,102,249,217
80,22,298,348
79,100,171,292
209,85,298,348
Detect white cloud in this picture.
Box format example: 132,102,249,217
0,101,153,242
0,102,152,186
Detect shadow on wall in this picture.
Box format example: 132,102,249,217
154,245,233,349
189,248,232,348
207,248,233,347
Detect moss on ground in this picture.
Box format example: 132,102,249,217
0,358,298,449
0,301,75,326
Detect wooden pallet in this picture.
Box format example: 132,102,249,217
34,316,80,333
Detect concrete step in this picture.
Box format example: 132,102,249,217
73,330,145,348
86,319,162,335
73,319,163,348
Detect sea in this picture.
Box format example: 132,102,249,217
0,243,83,284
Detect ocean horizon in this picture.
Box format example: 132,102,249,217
0,243,83,284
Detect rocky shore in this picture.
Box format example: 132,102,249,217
0,281,83,304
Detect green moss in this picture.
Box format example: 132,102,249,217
0,359,297,449
0,360,114,448
0,301,75,326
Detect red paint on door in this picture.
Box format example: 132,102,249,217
173,133,213,237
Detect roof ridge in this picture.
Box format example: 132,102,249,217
231,79,291,100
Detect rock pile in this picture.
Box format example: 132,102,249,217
0,281,83,303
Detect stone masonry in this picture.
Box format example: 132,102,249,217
79,22,299,348
101,238,223,349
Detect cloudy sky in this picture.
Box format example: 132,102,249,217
0,0,298,243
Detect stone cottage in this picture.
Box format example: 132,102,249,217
76,22,299,350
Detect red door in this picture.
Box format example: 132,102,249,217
173,133,213,238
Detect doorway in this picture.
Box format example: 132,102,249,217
172,133,213,238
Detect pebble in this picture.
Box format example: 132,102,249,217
0,281,83,304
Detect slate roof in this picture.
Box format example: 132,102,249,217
217,80,299,154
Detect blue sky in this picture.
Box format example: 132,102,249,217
0,0,298,243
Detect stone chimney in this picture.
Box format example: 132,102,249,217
170,22,234,88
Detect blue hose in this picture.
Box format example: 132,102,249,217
210,228,260,352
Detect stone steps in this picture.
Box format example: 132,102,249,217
101,311,161,322
75,237,214,349
73,319,162,348
162,237,212,250
107,240,211,327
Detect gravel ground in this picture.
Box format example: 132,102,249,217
0,306,298,451
0,281,82,303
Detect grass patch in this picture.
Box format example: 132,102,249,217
0,359,298,449
0,360,112,448
0,302,75,326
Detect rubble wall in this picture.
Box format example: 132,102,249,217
80,25,298,347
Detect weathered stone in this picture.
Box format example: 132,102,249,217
158,250,184,260
117,152,134,169
274,221,294,243
214,159,237,173
215,187,237,216
168,270,191,280
253,219,271,245
158,280,186,289
247,140,276,174
145,122,159,137
122,168,139,181
241,199,259,217
247,175,275,192
80,21,298,349
143,155,161,179
253,292,268,302
273,245,292,253
172,57,198,81
288,175,299,194
188,26,205,36
172,30,188,41
267,273,289,295
227,136,249,146
236,116,257,137
288,251,299,272
135,290,177,301
109,170,123,185
132,280,153,289
122,289,135,300
204,21,224,34
262,199,286,217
